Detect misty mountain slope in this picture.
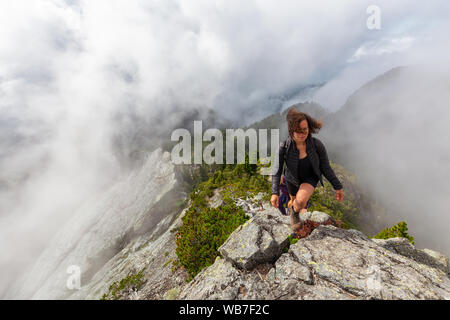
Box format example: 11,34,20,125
112,106,230,170
88,192,450,300
84,158,445,300
319,65,450,255
71,204,190,300
7,148,183,299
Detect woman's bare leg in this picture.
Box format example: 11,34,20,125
293,183,315,213
288,183,313,232
288,195,295,210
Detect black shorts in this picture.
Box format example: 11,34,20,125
286,179,318,196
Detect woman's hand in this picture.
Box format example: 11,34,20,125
336,189,344,202
270,194,279,208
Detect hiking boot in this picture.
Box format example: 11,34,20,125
289,207,303,232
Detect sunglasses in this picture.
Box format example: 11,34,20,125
294,128,309,134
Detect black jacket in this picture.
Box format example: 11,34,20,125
271,135,343,195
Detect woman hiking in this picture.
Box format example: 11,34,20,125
270,107,344,233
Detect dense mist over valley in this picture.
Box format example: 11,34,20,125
1,0,450,298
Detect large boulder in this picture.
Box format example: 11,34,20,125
218,208,291,270
217,207,339,271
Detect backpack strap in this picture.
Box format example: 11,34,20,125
279,137,292,176
280,136,292,163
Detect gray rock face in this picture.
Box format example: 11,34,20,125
177,210,450,300
217,208,340,271
298,211,332,224
218,208,291,270
292,227,450,299
372,238,450,275
8,148,181,299
73,207,189,300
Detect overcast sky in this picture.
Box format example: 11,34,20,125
1,0,450,295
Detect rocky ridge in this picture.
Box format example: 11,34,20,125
91,191,450,300
16,150,448,300
176,206,450,300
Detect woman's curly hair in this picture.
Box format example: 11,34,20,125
286,107,323,139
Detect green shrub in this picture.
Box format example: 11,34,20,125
100,268,145,300
298,161,359,230
373,221,415,244
308,183,358,230
283,235,299,253
174,153,271,282
175,202,249,281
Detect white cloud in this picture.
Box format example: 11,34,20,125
348,36,415,62
1,0,450,295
